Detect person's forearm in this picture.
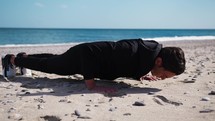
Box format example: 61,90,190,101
85,79,96,90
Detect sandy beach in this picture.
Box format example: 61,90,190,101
0,40,215,121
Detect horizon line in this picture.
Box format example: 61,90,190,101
0,27,215,30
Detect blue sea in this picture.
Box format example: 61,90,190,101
0,28,215,46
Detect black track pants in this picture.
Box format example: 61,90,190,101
14,46,82,75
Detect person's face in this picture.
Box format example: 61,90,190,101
151,57,176,80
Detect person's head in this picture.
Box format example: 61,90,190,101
151,47,186,80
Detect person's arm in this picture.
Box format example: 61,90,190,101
85,79,96,90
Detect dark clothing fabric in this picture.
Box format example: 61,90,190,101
15,39,162,80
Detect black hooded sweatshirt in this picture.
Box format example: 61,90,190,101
78,39,162,80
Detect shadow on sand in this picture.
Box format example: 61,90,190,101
0,75,161,97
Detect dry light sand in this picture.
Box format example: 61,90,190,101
0,40,215,121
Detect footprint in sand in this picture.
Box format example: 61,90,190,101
40,115,61,121
153,95,183,106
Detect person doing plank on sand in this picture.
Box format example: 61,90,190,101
2,39,185,91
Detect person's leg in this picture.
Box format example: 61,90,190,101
28,53,57,58
17,52,57,59
16,53,58,75
13,46,82,75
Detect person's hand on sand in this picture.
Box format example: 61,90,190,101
85,79,118,93
140,75,161,81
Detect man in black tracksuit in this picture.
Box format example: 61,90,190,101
6,39,186,90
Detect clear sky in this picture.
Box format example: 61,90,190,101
0,0,215,29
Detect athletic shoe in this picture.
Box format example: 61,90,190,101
2,54,16,78
16,52,32,77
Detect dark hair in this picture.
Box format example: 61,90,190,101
157,47,186,75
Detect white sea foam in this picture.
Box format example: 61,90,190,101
0,42,82,48
142,36,215,42
0,36,215,47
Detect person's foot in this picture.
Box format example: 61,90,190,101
17,52,27,58
16,52,32,76
16,52,26,75
2,54,16,77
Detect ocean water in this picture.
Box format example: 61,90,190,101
0,28,215,46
